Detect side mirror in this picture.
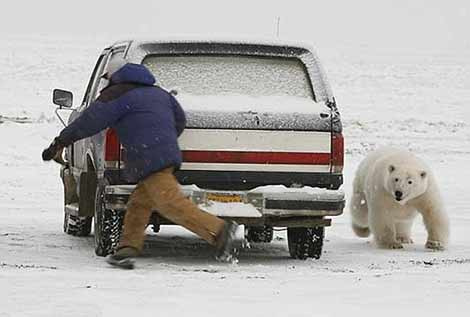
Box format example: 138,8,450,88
53,89,73,108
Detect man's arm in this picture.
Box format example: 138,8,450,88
58,99,129,146
42,98,130,161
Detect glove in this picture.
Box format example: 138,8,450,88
42,137,64,161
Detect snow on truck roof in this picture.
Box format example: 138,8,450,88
111,37,318,52
107,38,334,103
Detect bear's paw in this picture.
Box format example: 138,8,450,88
425,240,445,251
378,241,404,249
397,236,414,244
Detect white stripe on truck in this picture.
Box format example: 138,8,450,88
179,129,331,153
181,162,330,173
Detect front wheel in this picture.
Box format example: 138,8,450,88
62,167,91,236
94,184,124,256
64,212,92,236
287,226,324,260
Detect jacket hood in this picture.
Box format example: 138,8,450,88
110,63,156,86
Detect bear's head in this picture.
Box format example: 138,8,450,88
384,164,428,205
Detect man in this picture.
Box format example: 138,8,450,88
42,57,237,269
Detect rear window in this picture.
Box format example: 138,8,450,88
143,55,314,99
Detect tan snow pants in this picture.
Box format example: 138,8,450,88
118,167,225,252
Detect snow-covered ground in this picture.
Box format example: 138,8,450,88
1,36,469,316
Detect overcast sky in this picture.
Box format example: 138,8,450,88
2,0,469,50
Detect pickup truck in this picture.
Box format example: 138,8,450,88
52,39,345,260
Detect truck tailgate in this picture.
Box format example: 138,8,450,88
179,128,331,174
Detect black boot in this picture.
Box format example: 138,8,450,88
105,246,139,269
215,220,239,263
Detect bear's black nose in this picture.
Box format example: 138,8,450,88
395,191,403,200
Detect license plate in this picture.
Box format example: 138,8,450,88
207,192,243,203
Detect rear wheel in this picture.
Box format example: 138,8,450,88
245,226,274,243
94,184,124,257
287,226,324,260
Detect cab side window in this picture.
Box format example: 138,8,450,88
91,50,126,102
81,54,107,107
86,52,111,105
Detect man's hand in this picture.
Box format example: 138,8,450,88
42,137,64,161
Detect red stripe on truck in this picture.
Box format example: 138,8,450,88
182,151,331,165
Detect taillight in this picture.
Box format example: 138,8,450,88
331,133,344,173
105,128,120,162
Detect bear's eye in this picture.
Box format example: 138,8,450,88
394,178,399,182
408,180,413,184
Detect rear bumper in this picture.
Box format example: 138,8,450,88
175,170,343,190
103,184,344,227
104,170,343,190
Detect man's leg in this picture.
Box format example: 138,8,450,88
109,167,236,269
140,168,226,246
118,167,227,251
107,180,154,269
117,180,155,252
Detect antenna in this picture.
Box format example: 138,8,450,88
276,16,281,38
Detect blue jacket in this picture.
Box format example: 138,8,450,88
58,63,186,183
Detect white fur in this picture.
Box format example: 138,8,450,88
350,147,449,250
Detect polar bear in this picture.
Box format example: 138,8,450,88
350,147,449,250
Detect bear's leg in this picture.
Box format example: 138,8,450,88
350,190,370,237
395,220,414,244
415,192,449,250
368,201,403,249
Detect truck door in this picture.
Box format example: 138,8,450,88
69,52,109,176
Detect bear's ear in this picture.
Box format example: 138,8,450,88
388,165,395,173
420,171,427,178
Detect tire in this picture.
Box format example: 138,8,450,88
94,185,124,257
245,226,274,243
287,226,324,260
64,212,92,236
62,167,92,236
